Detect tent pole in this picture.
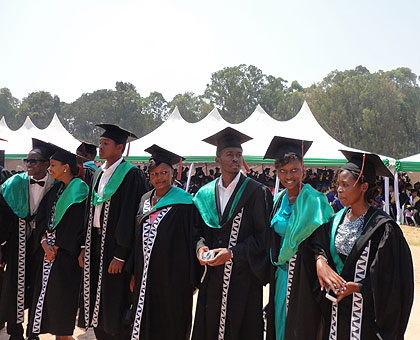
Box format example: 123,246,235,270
273,175,280,197
394,172,401,225
186,163,195,192
384,177,390,214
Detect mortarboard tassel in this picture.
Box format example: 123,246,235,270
242,156,251,174
353,153,366,187
299,140,304,194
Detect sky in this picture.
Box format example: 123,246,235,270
0,0,419,103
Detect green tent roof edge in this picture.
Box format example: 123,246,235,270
395,160,420,172
5,154,391,168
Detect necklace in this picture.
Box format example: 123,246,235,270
152,193,162,206
347,207,368,222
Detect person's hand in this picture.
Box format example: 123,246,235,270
130,275,135,293
316,256,346,293
206,248,233,267
42,240,57,262
336,281,360,302
78,248,85,268
197,246,210,266
108,258,124,274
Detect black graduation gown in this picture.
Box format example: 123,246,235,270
0,193,45,325
311,207,414,340
192,174,273,340
128,190,202,340
83,165,96,187
266,192,327,340
80,163,147,335
27,181,86,336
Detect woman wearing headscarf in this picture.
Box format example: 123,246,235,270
264,136,333,340
27,145,89,340
313,151,414,339
128,145,201,340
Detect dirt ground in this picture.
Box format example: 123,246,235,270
1,226,419,340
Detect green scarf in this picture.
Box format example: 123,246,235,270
51,178,89,230
329,208,347,274
193,176,250,229
274,184,333,265
1,172,29,218
92,161,135,206
152,186,193,211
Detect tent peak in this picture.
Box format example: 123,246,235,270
166,106,186,122
46,112,62,127
19,116,38,130
200,107,228,123
0,116,10,130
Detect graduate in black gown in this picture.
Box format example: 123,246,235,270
192,127,273,340
79,124,147,340
27,146,89,340
76,141,98,186
0,139,55,340
128,145,201,340
312,151,414,340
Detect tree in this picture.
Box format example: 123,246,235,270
16,91,58,128
169,92,211,122
204,64,267,123
306,66,420,158
0,88,20,129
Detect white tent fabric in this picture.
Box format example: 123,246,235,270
0,117,12,149
1,114,80,155
400,154,420,162
129,107,230,158
130,101,392,165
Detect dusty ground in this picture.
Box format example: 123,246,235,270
1,225,419,339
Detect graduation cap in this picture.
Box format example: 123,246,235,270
340,150,393,184
202,127,252,153
96,124,137,145
31,138,55,160
263,136,313,160
49,144,78,169
144,144,184,167
76,141,97,156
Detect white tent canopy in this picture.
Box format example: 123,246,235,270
129,107,230,160
1,114,81,157
129,101,393,166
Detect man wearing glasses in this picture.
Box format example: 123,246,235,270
0,139,55,340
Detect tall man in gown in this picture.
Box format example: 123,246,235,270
192,127,273,340
0,139,55,340
79,124,147,340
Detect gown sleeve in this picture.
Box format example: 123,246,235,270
113,168,147,261
369,221,414,339
230,185,273,284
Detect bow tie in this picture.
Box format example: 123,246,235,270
30,179,45,187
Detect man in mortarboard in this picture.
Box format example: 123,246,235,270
79,124,147,340
192,127,273,340
76,141,98,185
0,139,55,340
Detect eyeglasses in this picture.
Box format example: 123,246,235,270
24,159,47,165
